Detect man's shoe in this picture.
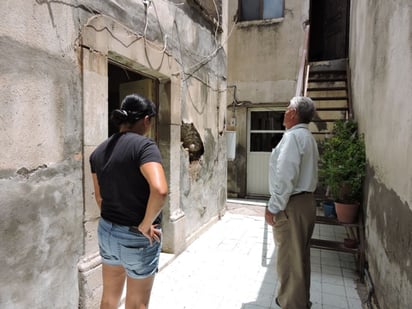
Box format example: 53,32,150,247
275,297,311,308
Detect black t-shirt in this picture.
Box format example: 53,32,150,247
89,132,163,226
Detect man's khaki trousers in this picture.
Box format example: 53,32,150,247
273,193,316,309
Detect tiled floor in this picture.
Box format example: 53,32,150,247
120,202,366,309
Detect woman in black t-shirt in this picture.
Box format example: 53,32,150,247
90,94,168,309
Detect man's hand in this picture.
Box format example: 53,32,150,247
265,208,276,227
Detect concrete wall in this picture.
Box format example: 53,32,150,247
0,1,83,308
349,1,412,308
0,1,227,308
226,0,310,196
227,0,309,104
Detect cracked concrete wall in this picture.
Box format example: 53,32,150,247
226,0,310,196
1,0,227,308
349,1,412,307
0,1,83,307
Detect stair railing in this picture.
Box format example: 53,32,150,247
295,24,310,97
346,59,354,119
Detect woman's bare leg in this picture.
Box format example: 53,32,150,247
125,275,155,309
100,264,126,309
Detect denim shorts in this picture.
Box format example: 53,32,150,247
98,218,161,279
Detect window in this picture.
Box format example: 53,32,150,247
249,111,285,152
239,0,284,21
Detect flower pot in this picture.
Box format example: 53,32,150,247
334,202,359,223
322,201,336,218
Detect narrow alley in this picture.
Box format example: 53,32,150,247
120,200,367,309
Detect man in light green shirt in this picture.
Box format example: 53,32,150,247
265,96,319,309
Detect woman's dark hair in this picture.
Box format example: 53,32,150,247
111,94,156,126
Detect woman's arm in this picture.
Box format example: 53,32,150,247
91,173,102,209
138,162,168,241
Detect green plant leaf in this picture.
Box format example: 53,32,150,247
318,120,366,203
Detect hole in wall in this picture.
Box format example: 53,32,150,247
181,122,204,162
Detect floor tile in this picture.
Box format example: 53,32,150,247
119,206,365,309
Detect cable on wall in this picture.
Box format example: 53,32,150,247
37,0,236,94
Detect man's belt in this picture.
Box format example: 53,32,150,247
290,191,312,197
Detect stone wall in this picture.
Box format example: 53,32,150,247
349,1,412,308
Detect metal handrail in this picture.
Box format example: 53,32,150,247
346,59,354,119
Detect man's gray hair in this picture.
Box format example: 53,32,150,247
289,96,315,124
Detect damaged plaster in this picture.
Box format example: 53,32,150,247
0,160,83,308
365,165,412,308
1,0,227,307
349,1,412,307
181,122,205,162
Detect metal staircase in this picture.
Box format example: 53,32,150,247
303,60,365,280
305,58,353,141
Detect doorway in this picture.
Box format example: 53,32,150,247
309,0,350,61
246,109,285,197
108,62,159,140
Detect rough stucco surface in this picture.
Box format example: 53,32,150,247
0,163,83,308
0,37,81,171
349,0,412,307
1,0,227,307
365,167,412,308
226,0,310,196
227,0,309,103
0,6,84,305
180,127,226,236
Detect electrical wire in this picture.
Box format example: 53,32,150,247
38,0,236,94
212,0,220,45
151,0,168,53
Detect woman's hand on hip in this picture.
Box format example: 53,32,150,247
138,224,162,245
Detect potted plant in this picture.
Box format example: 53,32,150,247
319,119,366,223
